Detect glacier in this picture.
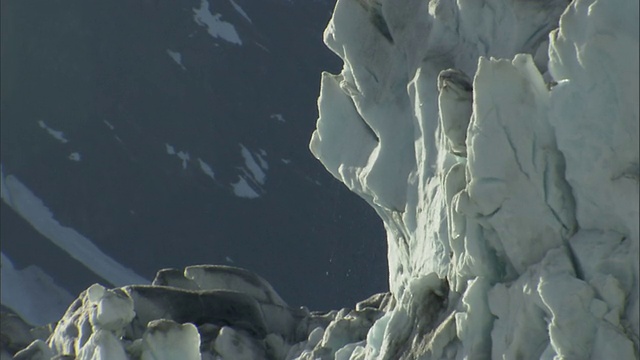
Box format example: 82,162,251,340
3,0,638,359
309,0,638,357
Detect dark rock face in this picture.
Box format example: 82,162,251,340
1,0,387,320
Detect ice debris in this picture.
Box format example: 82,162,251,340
5,266,393,360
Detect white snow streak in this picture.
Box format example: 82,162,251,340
193,0,242,46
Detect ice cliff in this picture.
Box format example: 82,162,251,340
310,0,638,357
3,0,638,359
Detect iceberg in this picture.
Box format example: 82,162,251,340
309,0,638,357
5,0,638,358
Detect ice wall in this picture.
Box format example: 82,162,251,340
311,0,639,358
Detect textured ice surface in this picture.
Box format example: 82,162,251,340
11,266,313,359
139,320,201,360
309,0,639,358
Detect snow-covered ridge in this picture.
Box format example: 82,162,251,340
4,0,638,358
0,168,149,290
